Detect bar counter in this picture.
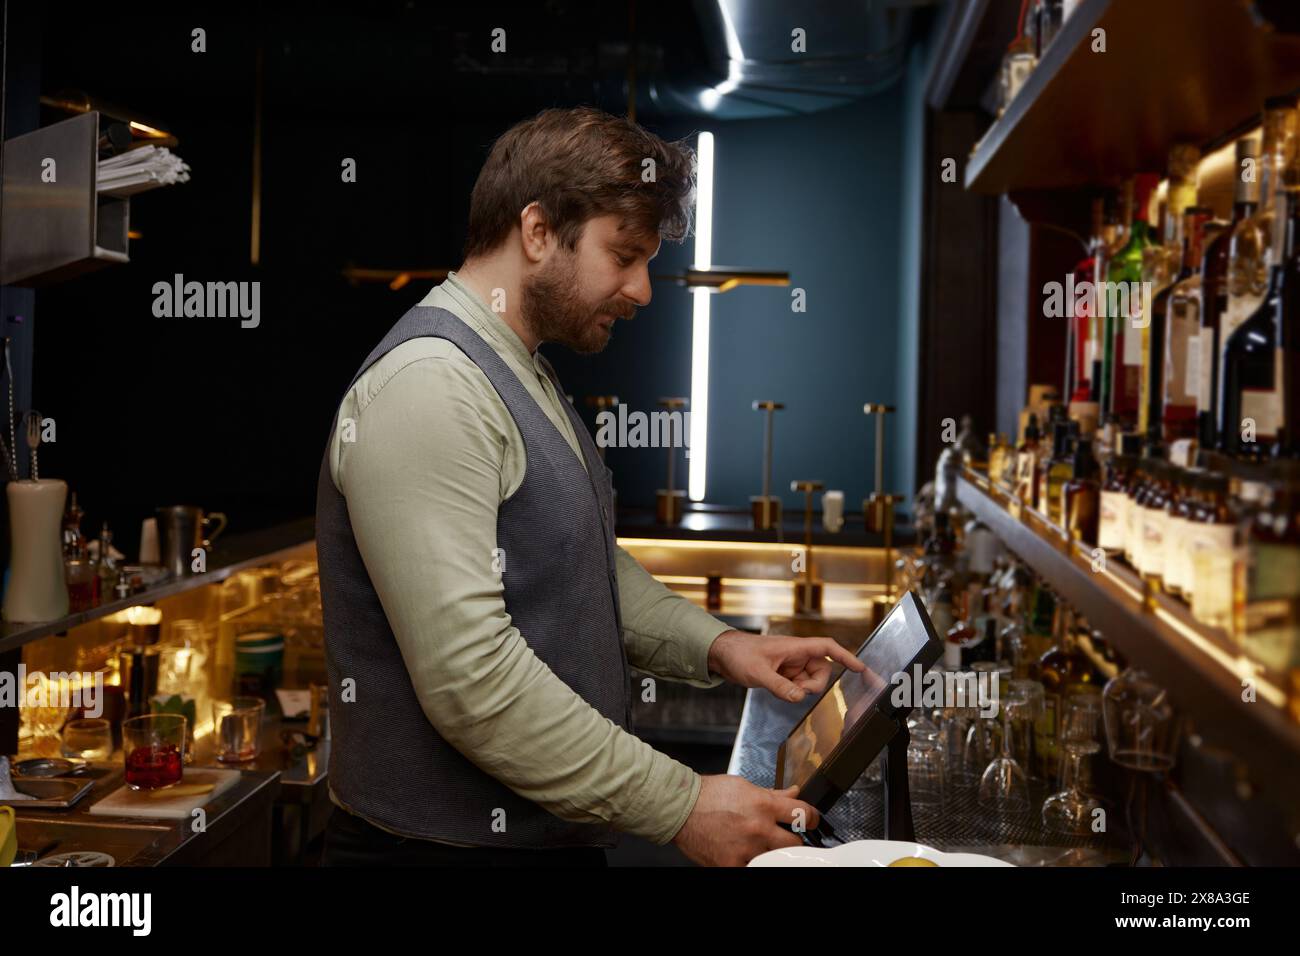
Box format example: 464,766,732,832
11,762,279,866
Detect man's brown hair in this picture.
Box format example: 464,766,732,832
463,106,696,260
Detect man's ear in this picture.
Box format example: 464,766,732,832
518,201,551,264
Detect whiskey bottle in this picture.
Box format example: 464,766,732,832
1199,136,1260,449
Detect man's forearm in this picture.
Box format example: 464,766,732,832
614,546,729,688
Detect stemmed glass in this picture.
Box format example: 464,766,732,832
1042,742,1103,834
961,710,995,786
1042,691,1104,834
1006,679,1045,779
978,697,1030,813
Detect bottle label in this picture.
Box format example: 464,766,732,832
1189,524,1236,624
1142,508,1166,576
1165,516,1192,593
1240,535,1300,670
1123,318,1144,365
1099,491,1127,551
1127,498,1144,569
1196,325,1215,412
1248,541,1300,602
1240,348,1283,441
1164,304,1199,404
1185,331,1201,404
1222,294,1257,341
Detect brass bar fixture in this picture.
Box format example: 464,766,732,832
791,479,825,615
750,400,784,532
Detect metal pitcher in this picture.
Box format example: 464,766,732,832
156,505,227,577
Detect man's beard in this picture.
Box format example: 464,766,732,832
520,252,631,355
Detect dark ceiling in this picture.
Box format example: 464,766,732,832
38,0,716,129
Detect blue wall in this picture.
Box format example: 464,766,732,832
552,92,915,515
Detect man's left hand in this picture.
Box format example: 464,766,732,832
706,630,866,703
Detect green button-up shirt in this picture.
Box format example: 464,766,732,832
325,273,729,845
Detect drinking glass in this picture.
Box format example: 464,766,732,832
978,698,1031,813
1042,741,1104,834
907,734,946,808
1006,679,1045,778
962,712,995,786
60,718,113,762
1103,668,1180,771
213,697,265,763
122,714,186,790
938,706,970,783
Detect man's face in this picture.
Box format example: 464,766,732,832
521,214,659,355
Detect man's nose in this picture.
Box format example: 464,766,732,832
623,266,652,308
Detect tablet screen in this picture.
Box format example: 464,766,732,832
777,596,933,792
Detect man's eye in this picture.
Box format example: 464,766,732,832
615,253,633,267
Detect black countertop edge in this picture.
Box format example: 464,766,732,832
1,517,317,654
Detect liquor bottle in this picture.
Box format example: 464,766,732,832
1219,101,1297,455
1033,605,1097,779
1015,414,1042,506
1069,197,1107,404
1025,583,1058,663
1140,145,1202,441
1062,437,1101,545
1162,467,1198,599
94,522,117,603
944,584,975,669
1236,482,1300,673
1225,98,1298,350
1221,159,1300,457
1188,472,1236,628
1106,174,1159,430
62,490,85,559
1162,209,1217,442
987,432,1012,489
1199,136,1260,449
1099,455,1132,555
928,573,957,650
1039,419,1078,526
1138,460,1172,587
1124,457,1152,570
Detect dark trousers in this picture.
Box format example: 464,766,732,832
320,806,609,867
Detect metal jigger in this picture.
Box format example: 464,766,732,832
791,479,825,615
655,397,688,524
750,401,784,531
863,403,903,608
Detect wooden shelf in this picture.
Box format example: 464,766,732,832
965,0,1300,195
956,471,1300,806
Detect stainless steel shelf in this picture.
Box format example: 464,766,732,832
0,518,316,655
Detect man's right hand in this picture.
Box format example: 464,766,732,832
671,775,819,867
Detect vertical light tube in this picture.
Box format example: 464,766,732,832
689,131,714,502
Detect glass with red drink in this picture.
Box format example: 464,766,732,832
122,713,186,790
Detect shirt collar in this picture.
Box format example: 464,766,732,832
442,272,542,372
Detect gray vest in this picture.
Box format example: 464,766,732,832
315,304,631,848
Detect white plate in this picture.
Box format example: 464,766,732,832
748,839,1014,867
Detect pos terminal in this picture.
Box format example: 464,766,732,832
774,591,943,846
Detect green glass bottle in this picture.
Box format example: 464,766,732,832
1104,174,1160,432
